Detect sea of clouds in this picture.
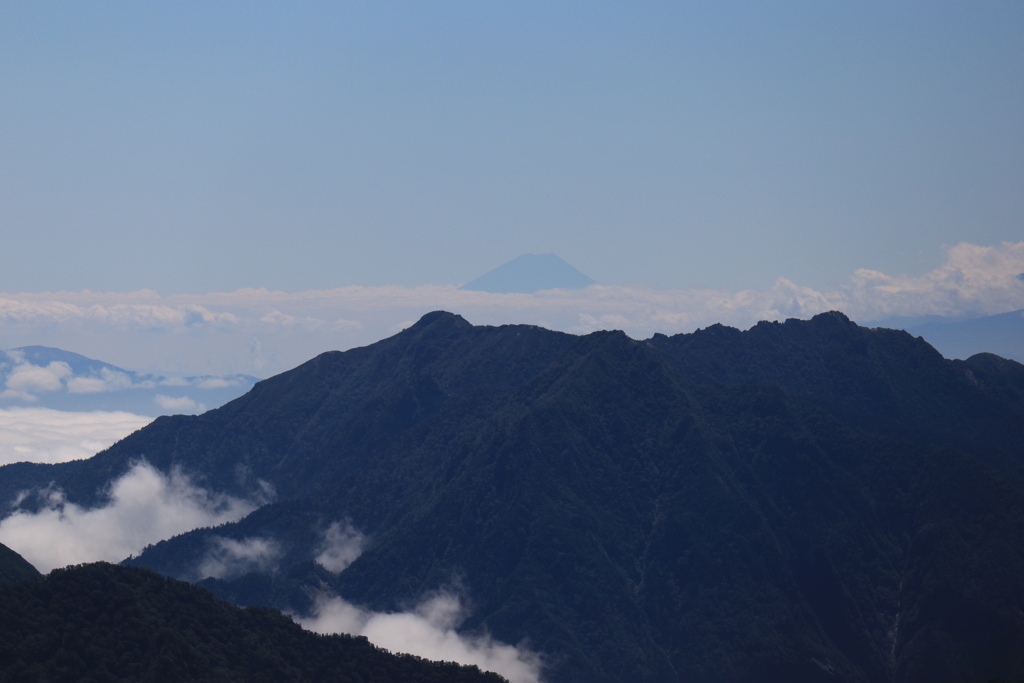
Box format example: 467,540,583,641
1,241,1021,377
0,407,152,466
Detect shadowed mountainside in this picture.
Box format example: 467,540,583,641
2,311,1023,682
0,560,505,683
873,309,1024,364
0,542,40,586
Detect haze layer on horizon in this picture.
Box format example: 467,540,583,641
2,2,1022,297
3,241,1023,376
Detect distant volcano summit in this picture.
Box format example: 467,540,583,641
460,253,595,293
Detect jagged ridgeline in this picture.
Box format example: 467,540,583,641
3,311,1024,682
0,551,504,683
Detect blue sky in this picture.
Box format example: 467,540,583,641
2,1,1022,295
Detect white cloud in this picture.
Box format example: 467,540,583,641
1,358,152,399
260,310,297,325
5,361,72,393
0,461,258,572
194,377,241,390
0,389,37,402
315,520,365,573
198,536,281,580
2,349,25,364
260,310,326,329
64,377,107,394
66,367,135,394
0,294,239,330
302,519,542,682
301,591,543,683
837,241,1024,320
154,394,203,413
0,407,152,466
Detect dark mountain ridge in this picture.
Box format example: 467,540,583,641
651,313,1024,476
0,559,505,683
0,313,574,508
2,312,1023,682
872,308,1024,364
0,542,40,586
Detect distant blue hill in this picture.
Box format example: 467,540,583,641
12,346,135,378
0,346,259,416
460,253,595,294
872,309,1024,363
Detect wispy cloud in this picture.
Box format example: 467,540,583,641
294,518,542,682
194,377,241,390
198,536,281,580
5,361,72,394
315,520,365,573
154,394,203,413
0,294,239,329
302,590,542,683
0,461,259,573
0,352,158,404
0,407,152,466
2,241,1021,375
66,367,138,394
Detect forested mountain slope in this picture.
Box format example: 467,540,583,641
0,561,505,683
0,542,40,586
0,312,574,509
2,311,1023,682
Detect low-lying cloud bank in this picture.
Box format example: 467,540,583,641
185,520,541,682
301,591,542,683
0,348,255,415
0,407,153,466
2,241,1022,376
0,349,154,402
0,462,259,572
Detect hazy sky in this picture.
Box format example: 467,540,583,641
2,1,1022,295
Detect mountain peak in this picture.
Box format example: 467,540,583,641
413,310,468,324
808,310,854,326
407,310,473,333
460,253,595,294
